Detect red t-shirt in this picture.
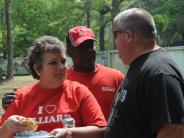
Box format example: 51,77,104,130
0,80,107,132
67,64,124,120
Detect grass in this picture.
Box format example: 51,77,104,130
0,75,37,115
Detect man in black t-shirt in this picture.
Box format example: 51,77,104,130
105,8,184,138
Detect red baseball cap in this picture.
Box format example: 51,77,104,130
69,26,96,47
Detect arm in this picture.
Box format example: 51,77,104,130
49,126,106,138
157,124,184,138
49,83,107,138
144,75,184,137
0,115,29,138
2,90,16,110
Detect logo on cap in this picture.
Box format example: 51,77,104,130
78,29,86,36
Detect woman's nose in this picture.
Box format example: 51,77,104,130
57,62,67,69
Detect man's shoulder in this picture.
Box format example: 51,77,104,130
138,50,183,79
97,64,123,75
97,64,124,79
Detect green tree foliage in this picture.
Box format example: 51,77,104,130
158,0,184,46
132,0,184,47
4,0,87,57
0,0,184,59
0,0,6,57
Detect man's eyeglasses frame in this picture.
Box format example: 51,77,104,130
113,30,125,39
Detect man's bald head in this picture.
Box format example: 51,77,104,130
114,8,157,38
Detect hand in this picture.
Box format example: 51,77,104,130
49,128,67,138
3,115,30,134
2,91,16,110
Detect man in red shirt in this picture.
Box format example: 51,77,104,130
2,26,124,120
66,26,124,119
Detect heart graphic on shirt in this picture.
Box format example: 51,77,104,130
45,105,56,114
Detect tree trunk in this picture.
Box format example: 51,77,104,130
0,72,3,82
0,4,7,59
99,4,111,51
99,27,105,51
5,0,13,79
99,15,105,51
85,0,91,27
112,0,120,49
86,8,90,27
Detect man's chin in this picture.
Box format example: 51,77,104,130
81,65,95,72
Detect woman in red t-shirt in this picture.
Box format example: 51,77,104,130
0,36,106,138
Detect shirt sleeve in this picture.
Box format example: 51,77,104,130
76,85,107,127
144,74,184,134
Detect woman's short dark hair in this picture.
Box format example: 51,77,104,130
28,36,65,79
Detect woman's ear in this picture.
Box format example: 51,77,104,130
33,64,40,76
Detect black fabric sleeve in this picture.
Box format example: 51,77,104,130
143,74,184,134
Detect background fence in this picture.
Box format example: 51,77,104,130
96,46,184,74
0,46,184,76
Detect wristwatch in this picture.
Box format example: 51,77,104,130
66,129,72,138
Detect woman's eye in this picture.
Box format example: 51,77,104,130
48,60,66,66
49,61,57,65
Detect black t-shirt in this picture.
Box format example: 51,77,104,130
105,48,184,138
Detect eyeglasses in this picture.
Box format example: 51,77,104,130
113,30,124,39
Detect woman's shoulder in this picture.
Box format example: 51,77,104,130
16,82,38,96
64,79,89,89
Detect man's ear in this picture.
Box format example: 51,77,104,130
125,29,135,43
33,64,40,76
